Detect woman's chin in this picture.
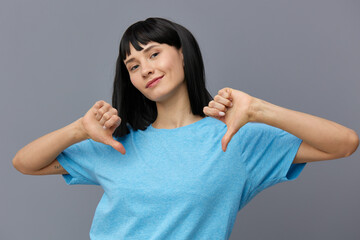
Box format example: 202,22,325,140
144,89,169,103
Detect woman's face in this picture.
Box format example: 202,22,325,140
124,42,185,102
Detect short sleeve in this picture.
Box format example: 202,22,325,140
239,122,306,208
56,139,100,185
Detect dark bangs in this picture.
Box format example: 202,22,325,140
120,18,181,60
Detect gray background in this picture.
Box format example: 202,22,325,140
1,0,359,239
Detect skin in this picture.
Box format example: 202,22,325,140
12,42,359,176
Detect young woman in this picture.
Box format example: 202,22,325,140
13,17,359,239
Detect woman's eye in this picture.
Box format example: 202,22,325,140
130,65,138,71
150,52,159,58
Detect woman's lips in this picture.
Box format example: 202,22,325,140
147,76,163,88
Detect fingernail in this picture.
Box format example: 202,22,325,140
219,112,225,116
103,126,107,129
230,102,233,107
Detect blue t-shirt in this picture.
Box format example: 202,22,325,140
57,116,305,240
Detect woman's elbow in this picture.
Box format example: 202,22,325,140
12,154,33,175
343,130,359,157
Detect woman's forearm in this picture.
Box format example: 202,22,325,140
13,118,89,174
250,98,359,157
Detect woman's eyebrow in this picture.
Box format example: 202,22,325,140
125,44,160,65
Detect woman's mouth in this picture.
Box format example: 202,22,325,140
146,76,163,88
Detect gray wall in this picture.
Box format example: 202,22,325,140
1,0,359,239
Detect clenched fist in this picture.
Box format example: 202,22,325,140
78,100,126,154
203,88,256,152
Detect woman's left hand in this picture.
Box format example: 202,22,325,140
203,87,256,152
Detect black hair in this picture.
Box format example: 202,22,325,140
112,17,213,137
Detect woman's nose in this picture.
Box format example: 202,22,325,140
141,61,154,77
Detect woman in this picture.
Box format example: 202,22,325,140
13,17,359,239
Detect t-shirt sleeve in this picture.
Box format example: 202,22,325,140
56,139,100,185
239,122,306,209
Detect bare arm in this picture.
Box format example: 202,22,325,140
28,159,68,175
251,98,359,163
13,100,125,175
12,118,88,175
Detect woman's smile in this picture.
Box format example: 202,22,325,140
146,75,164,88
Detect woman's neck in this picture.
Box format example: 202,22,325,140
151,84,204,129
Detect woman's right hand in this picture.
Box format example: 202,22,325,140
78,100,126,154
